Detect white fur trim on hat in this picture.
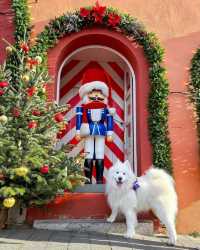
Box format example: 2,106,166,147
79,81,109,98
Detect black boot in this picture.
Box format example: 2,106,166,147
95,159,104,184
84,159,93,184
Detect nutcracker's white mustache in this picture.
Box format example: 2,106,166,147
82,94,108,104
89,96,104,101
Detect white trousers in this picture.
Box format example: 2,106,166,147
84,135,105,159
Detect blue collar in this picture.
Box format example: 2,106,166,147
133,180,140,191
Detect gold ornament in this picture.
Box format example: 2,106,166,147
3,197,16,208
6,46,13,54
15,166,29,177
35,56,42,64
41,87,46,94
0,115,8,123
21,74,30,83
58,122,66,130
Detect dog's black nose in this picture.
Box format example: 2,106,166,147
118,177,122,181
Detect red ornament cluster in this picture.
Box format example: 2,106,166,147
28,121,38,129
80,1,121,27
20,42,29,53
56,124,68,139
40,165,49,174
32,109,41,116
0,81,9,96
27,86,37,97
0,82,9,88
26,58,39,69
54,113,64,123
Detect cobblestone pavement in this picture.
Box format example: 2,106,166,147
0,229,199,250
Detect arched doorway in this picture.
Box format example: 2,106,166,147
47,28,152,177
56,45,137,180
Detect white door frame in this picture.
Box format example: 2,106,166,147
56,45,138,176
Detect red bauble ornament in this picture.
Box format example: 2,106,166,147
27,86,37,97
28,121,38,129
0,81,9,88
32,110,41,116
40,165,49,174
20,42,29,53
54,113,64,123
80,7,90,18
108,13,121,27
12,107,20,117
0,90,4,96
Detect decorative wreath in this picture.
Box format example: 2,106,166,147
11,0,172,173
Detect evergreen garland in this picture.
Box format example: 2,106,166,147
11,1,172,173
190,49,200,146
12,0,31,42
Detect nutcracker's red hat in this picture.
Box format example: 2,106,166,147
79,66,110,98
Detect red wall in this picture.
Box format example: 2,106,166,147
0,0,15,64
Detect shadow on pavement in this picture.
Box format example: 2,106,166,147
0,229,198,250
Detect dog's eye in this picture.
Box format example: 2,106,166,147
123,172,126,175
116,171,119,174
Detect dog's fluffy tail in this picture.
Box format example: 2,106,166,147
145,167,174,186
145,167,178,217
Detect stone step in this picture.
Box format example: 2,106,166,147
33,219,154,236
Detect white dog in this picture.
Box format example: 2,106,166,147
105,160,178,245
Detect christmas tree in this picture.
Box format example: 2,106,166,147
0,41,85,213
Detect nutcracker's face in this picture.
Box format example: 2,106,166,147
83,89,108,104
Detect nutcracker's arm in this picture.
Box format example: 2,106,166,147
106,108,115,136
76,106,83,134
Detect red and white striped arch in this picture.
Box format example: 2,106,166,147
57,59,125,169
56,45,138,177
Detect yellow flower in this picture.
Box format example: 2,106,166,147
21,74,30,83
15,166,29,177
3,197,16,208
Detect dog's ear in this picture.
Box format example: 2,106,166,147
124,160,132,171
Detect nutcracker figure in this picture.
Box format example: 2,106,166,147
75,66,115,184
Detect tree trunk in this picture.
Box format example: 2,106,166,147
0,208,8,229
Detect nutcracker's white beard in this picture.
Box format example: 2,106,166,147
82,94,108,105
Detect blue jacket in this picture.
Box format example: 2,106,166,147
76,107,114,136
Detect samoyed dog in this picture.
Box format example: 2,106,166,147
105,160,178,245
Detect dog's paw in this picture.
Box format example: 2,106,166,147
167,240,176,246
106,216,115,223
